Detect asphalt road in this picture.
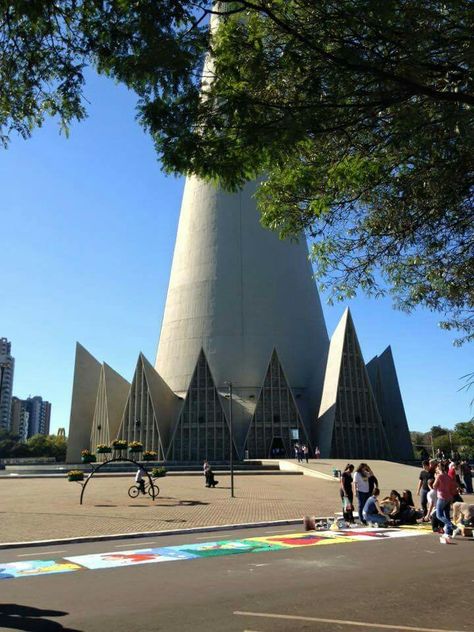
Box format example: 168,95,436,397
0,526,473,632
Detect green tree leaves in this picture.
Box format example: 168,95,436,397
1,1,473,341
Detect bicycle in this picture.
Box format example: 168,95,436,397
128,480,160,499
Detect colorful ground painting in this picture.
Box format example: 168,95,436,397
251,532,356,548
167,538,288,558
0,526,430,580
0,560,82,579
66,547,196,570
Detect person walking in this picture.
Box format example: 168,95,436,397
353,463,371,525
433,462,458,540
314,446,321,459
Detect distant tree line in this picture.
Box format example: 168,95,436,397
411,421,474,460
0,430,67,462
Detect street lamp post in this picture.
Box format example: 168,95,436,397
224,381,235,498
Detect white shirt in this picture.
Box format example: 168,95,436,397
427,489,437,505
135,469,145,483
353,471,369,493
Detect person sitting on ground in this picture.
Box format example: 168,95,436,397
135,466,146,495
380,489,402,524
380,490,401,520
362,488,388,527
452,501,474,527
398,489,423,524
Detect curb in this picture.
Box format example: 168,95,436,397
0,518,306,551
0,470,300,479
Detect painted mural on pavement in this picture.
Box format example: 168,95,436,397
0,526,430,580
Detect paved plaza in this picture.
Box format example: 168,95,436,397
0,460,421,545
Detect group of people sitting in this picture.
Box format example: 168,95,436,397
339,460,474,539
363,488,423,526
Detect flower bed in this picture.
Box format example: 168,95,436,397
128,441,143,453
112,439,128,450
96,444,112,454
67,470,84,482
151,467,167,478
81,450,96,463
142,450,157,461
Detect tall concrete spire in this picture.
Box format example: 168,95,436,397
155,179,329,437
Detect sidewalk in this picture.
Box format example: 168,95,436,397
0,460,421,547
0,473,338,546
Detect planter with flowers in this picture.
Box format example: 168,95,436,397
151,467,167,478
112,439,128,452
142,450,157,461
81,449,96,463
67,470,84,482
128,441,143,455
96,444,112,454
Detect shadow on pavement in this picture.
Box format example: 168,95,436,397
177,499,209,506
0,604,82,631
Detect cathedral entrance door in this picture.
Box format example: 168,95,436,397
269,436,286,458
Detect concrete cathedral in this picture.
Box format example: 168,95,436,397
66,178,412,464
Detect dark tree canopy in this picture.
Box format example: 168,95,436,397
1,1,473,341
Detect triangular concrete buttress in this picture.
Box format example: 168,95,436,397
66,343,101,463
367,347,413,461
90,363,130,458
118,354,182,460
316,309,391,459
166,349,239,462
244,349,311,459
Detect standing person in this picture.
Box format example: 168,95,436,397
135,466,146,495
298,445,304,463
433,462,458,540
203,459,211,487
416,460,434,518
365,465,378,495
303,445,309,463
426,487,443,532
461,460,473,494
203,460,219,488
294,443,300,461
353,463,371,525
340,464,355,524
314,446,321,459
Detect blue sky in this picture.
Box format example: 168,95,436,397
1,72,472,435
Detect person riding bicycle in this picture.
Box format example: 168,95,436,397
135,466,146,495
